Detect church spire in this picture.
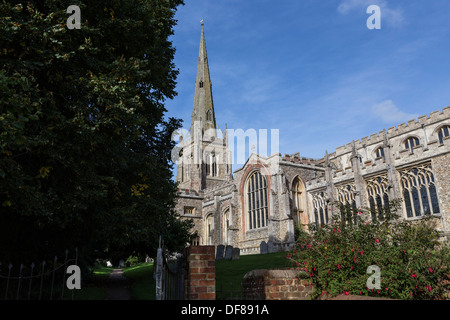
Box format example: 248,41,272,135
191,22,217,139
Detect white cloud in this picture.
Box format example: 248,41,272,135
338,0,405,27
371,100,419,124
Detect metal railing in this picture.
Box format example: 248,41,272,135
155,237,185,300
0,248,78,300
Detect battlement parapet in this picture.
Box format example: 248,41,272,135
333,107,450,157
281,153,323,167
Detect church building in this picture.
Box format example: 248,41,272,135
174,24,450,254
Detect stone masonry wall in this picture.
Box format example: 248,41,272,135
432,153,450,236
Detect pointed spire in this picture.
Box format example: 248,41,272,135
191,21,217,139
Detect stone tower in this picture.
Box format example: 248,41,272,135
176,23,232,192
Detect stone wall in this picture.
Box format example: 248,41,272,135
432,153,450,237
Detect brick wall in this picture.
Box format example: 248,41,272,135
243,269,314,300
184,246,216,300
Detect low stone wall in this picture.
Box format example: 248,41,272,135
242,269,314,300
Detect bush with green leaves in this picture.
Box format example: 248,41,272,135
288,200,449,299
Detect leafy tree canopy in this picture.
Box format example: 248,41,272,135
0,0,194,264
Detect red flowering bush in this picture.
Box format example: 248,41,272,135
288,200,449,300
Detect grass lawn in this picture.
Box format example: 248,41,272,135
71,263,114,300
216,251,292,299
122,262,155,300
111,251,292,300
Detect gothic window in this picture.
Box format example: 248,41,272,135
366,175,390,221
336,184,357,224
184,207,196,215
206,109,212,122
375,146,385,159
312,191,328,228
404,137,420,153
437,125,450,144
292,177,306,227
223,209,230,245
199,81,204,88
206,214,214,245
212,153,217,177
205,152,217,177
400,163,440,218
192,237,200,246
246,171,269,230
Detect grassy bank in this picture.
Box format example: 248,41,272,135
122,262,155,300
216,251,291,299
112,252,291,300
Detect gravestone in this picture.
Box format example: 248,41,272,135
106,260,113,267
216,244,225,260
119,260,125,268
225,245,233,260
232,247,240,260
260,241,268,255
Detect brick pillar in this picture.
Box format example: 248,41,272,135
184,246,216,300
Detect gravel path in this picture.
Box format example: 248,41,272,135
105,269,132,300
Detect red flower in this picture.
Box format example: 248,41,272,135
412,273,417,279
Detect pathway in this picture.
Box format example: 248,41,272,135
105,269,133,300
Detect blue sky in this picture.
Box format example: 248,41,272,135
165,0,450,171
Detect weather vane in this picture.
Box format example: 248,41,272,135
200,19,204,25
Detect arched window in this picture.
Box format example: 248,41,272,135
205,214,214,245
223,209,230,245
336,184,357,224
404,137,420,153
292,177,306,227
205,152,217,177
246,171,269,230
374,146,385,159
206,109,212,122
437,125,450,144
366,175,390,221
400,163,440,218
312,192,328,228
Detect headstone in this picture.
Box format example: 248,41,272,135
106,260,113,267
119,260,125,268
225,245,233,259
260,241,268,255
216,244,225,260
232,247,240,260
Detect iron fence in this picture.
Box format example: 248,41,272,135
0,248,78,300
154,237,185,300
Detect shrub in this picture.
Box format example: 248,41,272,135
287,200,449,300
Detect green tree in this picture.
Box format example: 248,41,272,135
0,0,194,264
